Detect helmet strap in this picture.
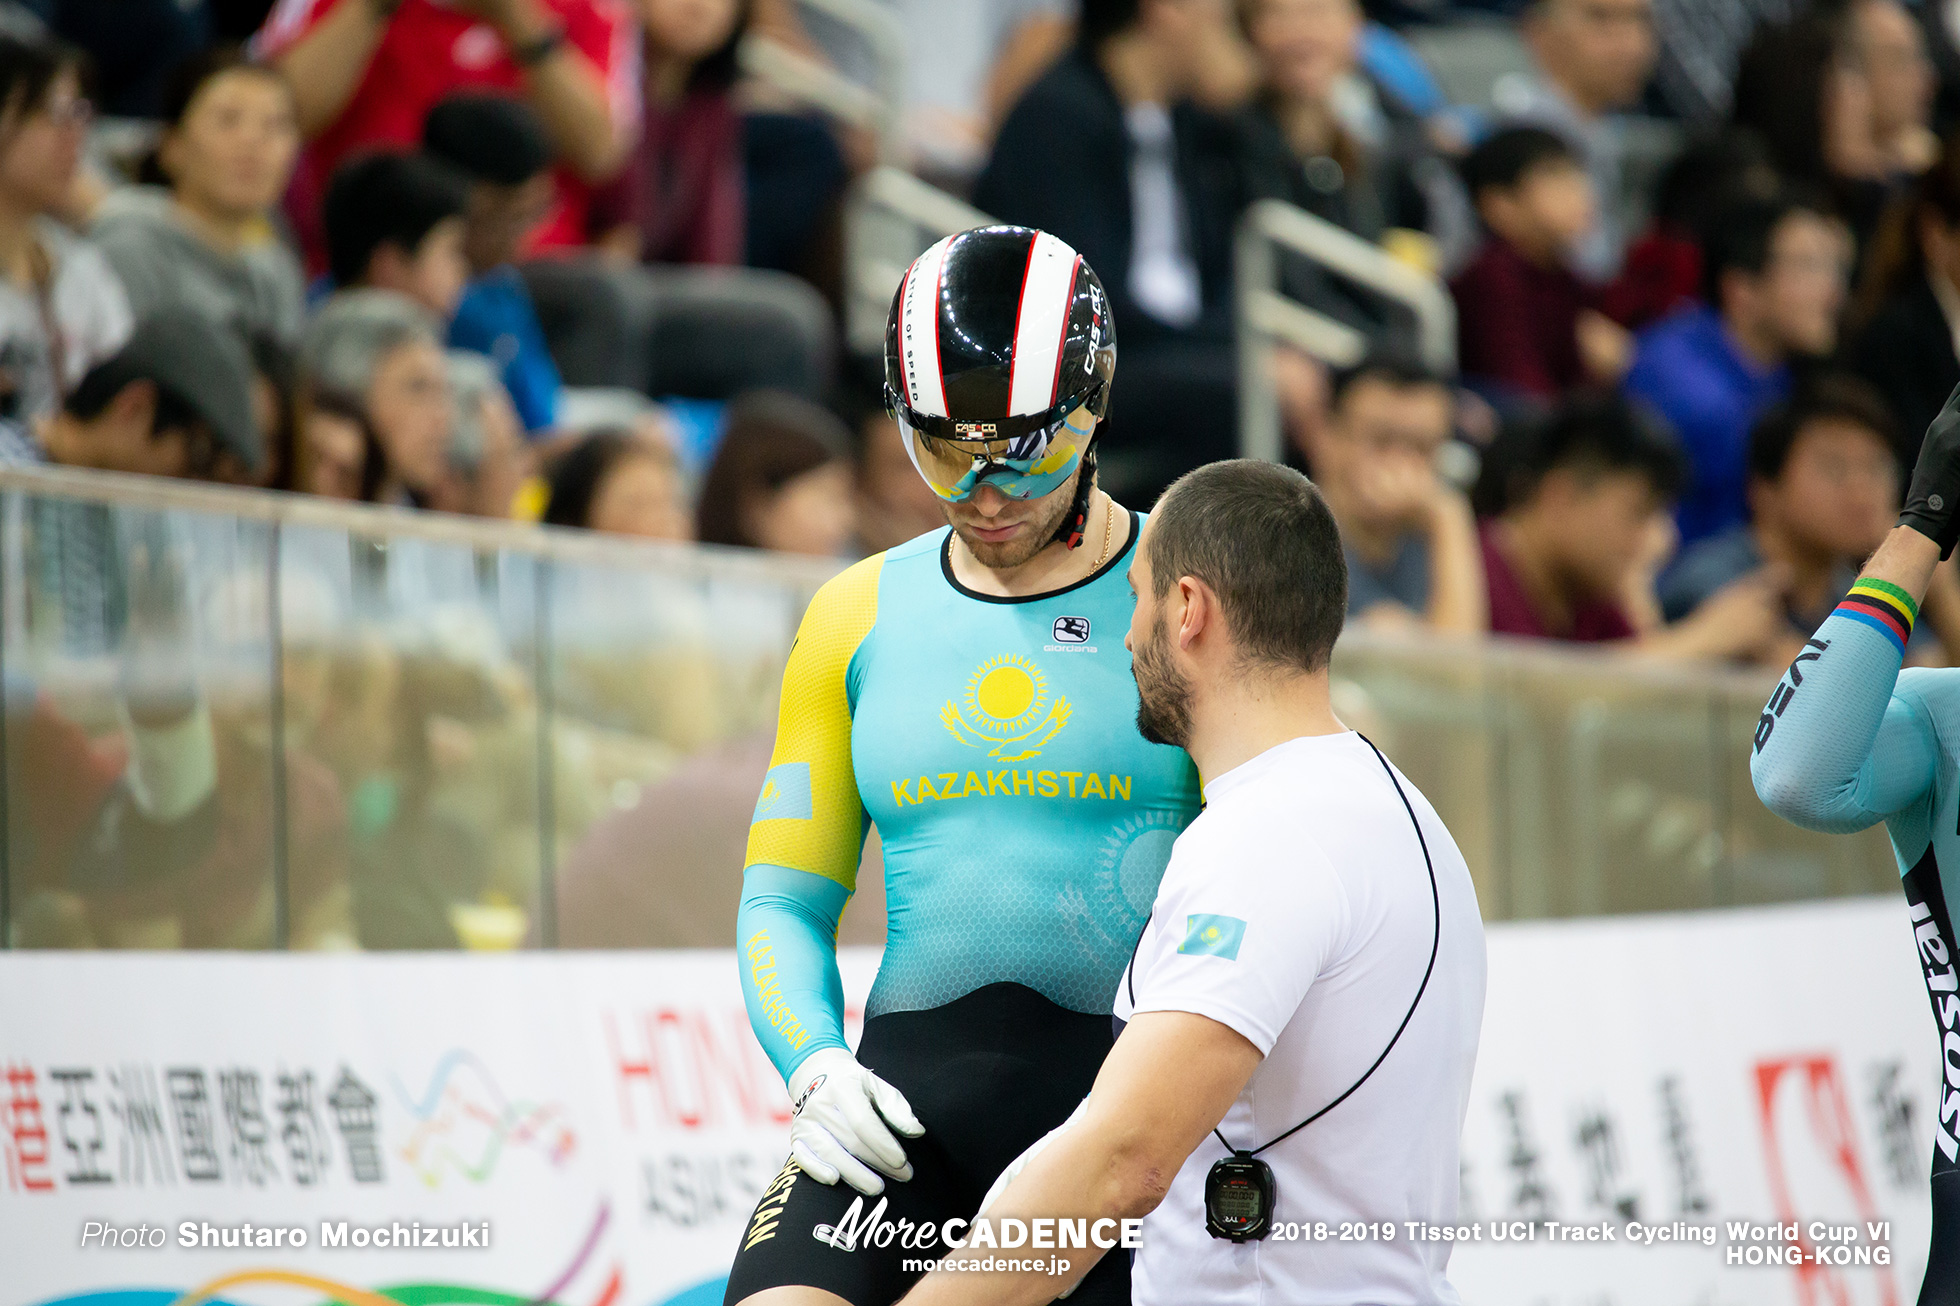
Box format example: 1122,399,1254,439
1051,439,1100,551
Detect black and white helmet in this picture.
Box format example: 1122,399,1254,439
884,226,1116,546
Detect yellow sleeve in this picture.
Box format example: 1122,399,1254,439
743,553,884,890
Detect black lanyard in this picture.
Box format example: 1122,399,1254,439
1121,733,1443,1158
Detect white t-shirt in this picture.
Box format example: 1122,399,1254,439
1115,731,1486,1306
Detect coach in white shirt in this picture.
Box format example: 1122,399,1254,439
899,459,1487,1306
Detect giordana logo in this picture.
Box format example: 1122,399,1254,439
1053,616,1090,644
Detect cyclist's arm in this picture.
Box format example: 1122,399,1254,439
1752,527,1943,831
737,557,883,1083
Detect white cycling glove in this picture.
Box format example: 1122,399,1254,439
788,1048,926,1196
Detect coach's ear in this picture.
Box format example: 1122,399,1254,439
1175,573,1220,652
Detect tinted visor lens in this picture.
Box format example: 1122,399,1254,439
899,406,1093,502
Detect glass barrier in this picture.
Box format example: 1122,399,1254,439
1330,634,1898,920
0,464,1900,952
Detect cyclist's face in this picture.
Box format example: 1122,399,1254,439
940,465,1082,570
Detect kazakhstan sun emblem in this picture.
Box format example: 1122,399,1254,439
942,654,1072,762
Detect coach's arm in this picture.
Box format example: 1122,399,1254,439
897,1011,1262,1306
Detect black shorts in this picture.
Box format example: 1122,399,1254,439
724,982,1129,1306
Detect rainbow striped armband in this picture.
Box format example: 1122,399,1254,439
1834,578,1918,655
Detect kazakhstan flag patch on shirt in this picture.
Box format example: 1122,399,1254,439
1178,913,1246,960
752,762,815,822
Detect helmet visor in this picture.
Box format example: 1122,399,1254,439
898,403,1095,502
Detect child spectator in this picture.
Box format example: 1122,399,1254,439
1474,394,1787,661
322,150,470,321
1451,126,1629,405
543,426,692,540
1499,0,1658,280
420,93,563,436
91,47,305,350
696,390,854,555
1300,355,1486,635
0,35,132,425
1659,378,1898,655
1624,192,1850,551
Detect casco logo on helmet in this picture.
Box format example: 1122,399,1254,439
956,423,999,438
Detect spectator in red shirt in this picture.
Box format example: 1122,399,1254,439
254,0,639,264
1451,126,1630,408
1473,394,1787,662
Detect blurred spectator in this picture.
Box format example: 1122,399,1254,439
437,349,528,517
420,93,563,436
1302,356,1486,634
696,390,854,554
91,48,305,350
594,0,746,266
756,0,1074,182
1659,378,1897,661
1495,0,1658,280
1851,131,1960,468
1731,15,1890,256
1240,0,1460,250
843,370,944,554
255,0,637,263
542,424,692,539
549,729,887,948
299,288,450,504
523,0,835,404
1599,130,1778,331
323,150,470,320
1646,0,1795,126
1851,0,1939,179
0,35,131,425
976,0,1266,500
1624,192,1849,551
1475,394,1785,660
1451,126,1629,403
5,307,261,481
914,0,1075,180
247,328,301,489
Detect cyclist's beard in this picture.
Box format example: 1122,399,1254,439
941,468,1079,570
1132,610,1193,749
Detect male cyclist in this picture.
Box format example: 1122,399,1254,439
724,227,1204,1306
1751,387,1960,1304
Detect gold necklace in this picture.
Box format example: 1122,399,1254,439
1092,495,1115,571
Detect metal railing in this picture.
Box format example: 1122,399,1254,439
843,164,996,356
1235,198,1459,464
739,0,909,163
